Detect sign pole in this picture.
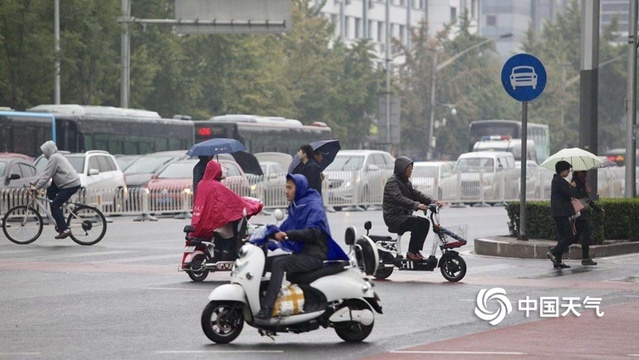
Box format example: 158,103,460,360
520,101,528,240
501,53,546,241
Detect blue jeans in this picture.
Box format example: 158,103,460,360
47,184,81,232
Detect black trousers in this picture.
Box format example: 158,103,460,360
397,216,430,254
46,183,81,232
261,254,323,310
574,217,591,259
552,216,576,261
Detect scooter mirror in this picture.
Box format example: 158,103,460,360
364,221,372,231
273,209,285,221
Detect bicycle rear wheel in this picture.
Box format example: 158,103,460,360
2,206,43,244
67,205,107,245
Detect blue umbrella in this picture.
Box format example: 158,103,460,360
288,139,341,173
186,138,246,157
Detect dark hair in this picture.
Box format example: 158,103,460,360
299,144,313,159
555,160,572,174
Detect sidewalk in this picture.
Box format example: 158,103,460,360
475,236,639,259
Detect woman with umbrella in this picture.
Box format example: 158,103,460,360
572,170,605,266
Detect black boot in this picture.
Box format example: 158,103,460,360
255,307,273,320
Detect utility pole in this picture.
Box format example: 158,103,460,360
120,0,131,108
385,0,391,152
54,0,60,104
626,0,638,197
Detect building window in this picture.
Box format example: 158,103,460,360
450,7,457,22
378,21,384,42
487,15,497,26
368,20,374,39
355,18,361,39
399,24,405,45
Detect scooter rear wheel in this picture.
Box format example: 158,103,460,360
187,254,209,282
201,301,244,344
440,254,467,282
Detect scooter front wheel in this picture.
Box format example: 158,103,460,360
187,254,209,282
440,254,467,282
201,301,244,344
373,266,393,279
334,299,374,342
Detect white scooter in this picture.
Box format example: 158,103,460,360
200,211,382,344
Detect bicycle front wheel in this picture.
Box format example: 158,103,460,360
67,205,107,245
2,206,43,245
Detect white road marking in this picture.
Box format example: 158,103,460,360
391,350,526,355
156,350,284,354
90,254,179,264
142,287,210,291
0,352,41,356
19,250,132,261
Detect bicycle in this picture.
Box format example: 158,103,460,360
2,189,107,245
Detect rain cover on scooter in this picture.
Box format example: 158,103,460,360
191,161,263,239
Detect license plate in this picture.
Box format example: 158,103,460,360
184,246,196,252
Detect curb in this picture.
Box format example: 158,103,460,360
474,237,639,259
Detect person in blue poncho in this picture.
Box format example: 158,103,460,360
255,174,348,320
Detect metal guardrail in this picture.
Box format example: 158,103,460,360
0,170,625,217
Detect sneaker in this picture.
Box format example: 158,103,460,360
255,307,273,320
55,229,71,239
581,258,598,266
554,262,571,269
406,252,422,261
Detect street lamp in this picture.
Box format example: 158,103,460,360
426,32,514,160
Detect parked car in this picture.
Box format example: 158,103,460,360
515,160,540,200
145,158,250,212
254,152,294,173
454,151,519,203
123,150,188,188
250,160,287,207
0,156,40,190
324,150,395,209
411,161,458,201
114,154,143,172
34,150,128,210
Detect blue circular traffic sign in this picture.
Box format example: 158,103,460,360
501,54,546,102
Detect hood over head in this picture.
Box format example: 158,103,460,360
40,140,58,160
394,156,413,176
286,173,310,202
202,161,223,181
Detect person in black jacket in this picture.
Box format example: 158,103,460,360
292,144,323,194
572,170,605,266
383,156,442,261
547,160,578,269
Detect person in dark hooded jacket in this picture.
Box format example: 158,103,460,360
255,174,348,320
383,156,442,261
547,160,577,269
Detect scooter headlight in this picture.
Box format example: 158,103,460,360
238,245,249,258
361,283,371,293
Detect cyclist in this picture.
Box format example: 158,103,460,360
32,141,81,239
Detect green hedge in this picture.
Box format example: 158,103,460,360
505,198,639,244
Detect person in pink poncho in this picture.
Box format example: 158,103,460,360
190,160,263,260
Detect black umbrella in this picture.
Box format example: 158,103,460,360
287,139,341,173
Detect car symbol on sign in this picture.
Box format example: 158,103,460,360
510,66,538,90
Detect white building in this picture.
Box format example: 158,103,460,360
315,0,480,60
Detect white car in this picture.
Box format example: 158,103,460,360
411,161,458,201
324,150,394,209
454,151,519,203
35,150,128,210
